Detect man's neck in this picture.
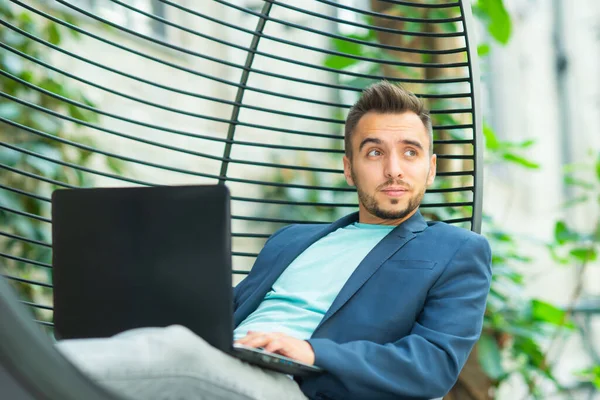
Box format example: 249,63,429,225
357,206,419,226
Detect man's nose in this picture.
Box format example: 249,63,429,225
384,153,404,178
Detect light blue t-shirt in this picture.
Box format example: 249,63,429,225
233,222,396,341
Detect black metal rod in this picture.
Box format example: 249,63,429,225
120,0,470,69
0,133,357,192
0,231,51,248
378,0,460,8
220,0,273,184
20,301,53,311
0,183,49,202
0,163,76,189
0,158,472,210
275,0,463,25
315,0,460,22
1,67,473,146
1,274,53,289
11,0,473,97
0,90,346,174
53,0,468,82
0,253,52,269
0,205,51,223
459,0,483,234
0,176,474,210
214,0,466,38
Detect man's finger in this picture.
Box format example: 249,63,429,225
241,335,275,348
235,331,283,345
264,338,286,354
235,331,266,344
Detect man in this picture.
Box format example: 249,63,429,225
57,81,492,400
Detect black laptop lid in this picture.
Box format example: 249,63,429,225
52,185,233,352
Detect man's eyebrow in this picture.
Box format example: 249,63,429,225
358,137,382,152
401,139,424,151
358,138,425,152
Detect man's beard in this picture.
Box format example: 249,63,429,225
351,169,426,221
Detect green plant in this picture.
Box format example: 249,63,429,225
576,365,600,390
546,152,600,392
0,1,121,325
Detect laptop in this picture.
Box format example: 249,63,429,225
51,184,323,377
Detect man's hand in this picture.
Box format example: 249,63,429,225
235,331,315,365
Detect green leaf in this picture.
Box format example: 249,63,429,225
37,78,65,97
596,153,600,181
20,70,34,83
62,13,81,38
0,0,15,18
483,123,499,150
45,23,61,45
569,247,597,263
477,334,505,380
548,244,569,265
575,365,600,389
489,230,512,242
513,336,546,369
331,37,364,56
67,103,96,122
478,44,490,57
106,157,125,175
561,194,590,209
518,139,536,148
437,21,459,33
531,300,566,326
554,221,579,244
564,175,594,190
502,153,540,169
81,94,97,108
18,10,33,25
405,21,421,34
429,10,460,33
325,35,368,70
324,55,360,70
476,0,512,45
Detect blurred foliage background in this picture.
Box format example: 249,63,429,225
0,0,121,323
0,0,598,399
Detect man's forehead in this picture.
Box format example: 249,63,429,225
356,112,425,131
354,112,428,142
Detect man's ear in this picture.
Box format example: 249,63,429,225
427,154,437,186
343,155,355,186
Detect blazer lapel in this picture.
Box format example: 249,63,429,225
313,210,428,333
234,213,360,325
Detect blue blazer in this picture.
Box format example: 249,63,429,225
233,210,492,400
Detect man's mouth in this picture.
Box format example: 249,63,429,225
380,187,409,197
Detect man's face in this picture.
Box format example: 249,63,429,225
343,111,437,225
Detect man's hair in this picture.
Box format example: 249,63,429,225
344,81,433,158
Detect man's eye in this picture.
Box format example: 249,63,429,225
405,149,417,157
367,149,381,156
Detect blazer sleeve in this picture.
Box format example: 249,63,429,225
306,234,492,400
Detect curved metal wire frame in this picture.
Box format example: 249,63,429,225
0,0,482,331
54,0,469,85
13,0,475,100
